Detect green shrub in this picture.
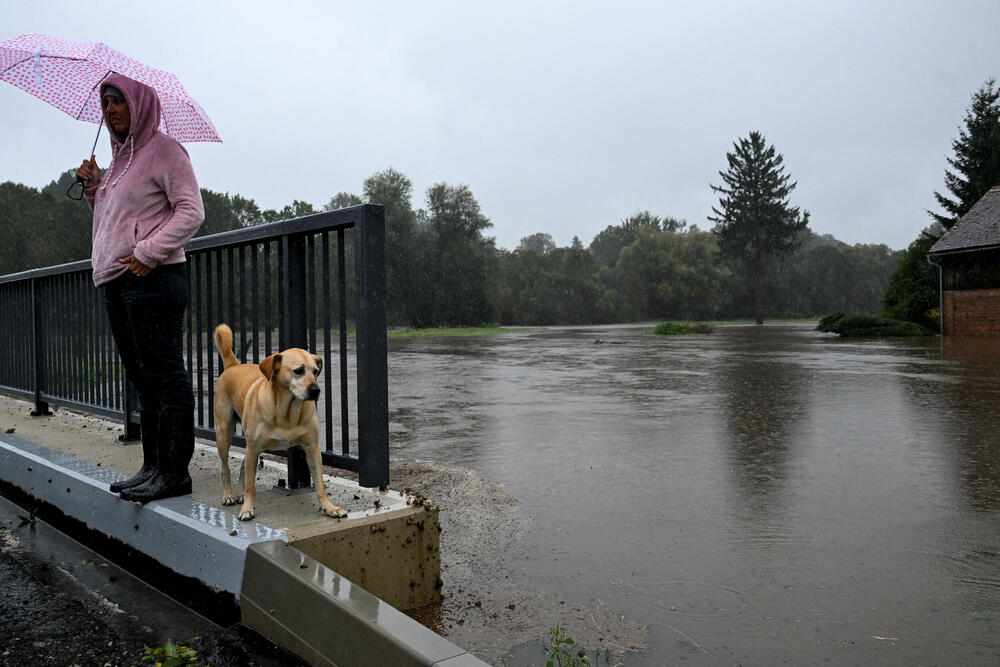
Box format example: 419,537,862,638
817,312,935,337
816,312,848,331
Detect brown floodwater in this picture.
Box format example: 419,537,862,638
384,323,1000,665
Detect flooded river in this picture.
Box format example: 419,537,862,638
386,323,1000,664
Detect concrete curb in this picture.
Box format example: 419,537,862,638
0,432,487,666
242,541,485,666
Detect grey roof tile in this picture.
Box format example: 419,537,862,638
929,186,1000,254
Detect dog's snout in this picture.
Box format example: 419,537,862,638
307,385,321,400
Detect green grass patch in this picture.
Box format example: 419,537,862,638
816,312,936,337
388,326,534,338
652,321,714,336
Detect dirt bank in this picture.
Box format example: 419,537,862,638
352,460,645,664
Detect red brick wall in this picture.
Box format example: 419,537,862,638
942,289,1000,336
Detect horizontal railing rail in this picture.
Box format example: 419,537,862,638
0,204,388,488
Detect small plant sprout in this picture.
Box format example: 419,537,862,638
544,625,616,667
141,639,198,666
17,507,39,528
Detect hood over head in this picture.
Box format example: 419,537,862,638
100,73,161,150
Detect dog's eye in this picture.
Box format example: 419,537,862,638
293,367,305,376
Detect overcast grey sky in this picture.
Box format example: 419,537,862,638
2,1,999,251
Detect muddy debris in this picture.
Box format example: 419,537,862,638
362,459,646,664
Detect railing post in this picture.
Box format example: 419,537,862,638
30,278,51,417
355,204,389,488
119,377,141,442
281,233,312,489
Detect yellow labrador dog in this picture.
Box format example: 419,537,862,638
213,324,347,521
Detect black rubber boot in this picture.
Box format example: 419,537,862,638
109,409,159,493
119,410,194,503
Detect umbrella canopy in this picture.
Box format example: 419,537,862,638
0,33,220,143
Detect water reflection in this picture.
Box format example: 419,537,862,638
715,327,809,517
939,337,1000,512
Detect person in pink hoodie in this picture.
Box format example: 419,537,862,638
75,73,204,503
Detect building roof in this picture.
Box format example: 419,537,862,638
930,186,1000,255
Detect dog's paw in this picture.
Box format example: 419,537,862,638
321,504,348,519
222,495,243,506
238,508,256,521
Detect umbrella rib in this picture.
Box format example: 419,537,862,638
0,53,90,76
74,69,113,121
0,54,33,76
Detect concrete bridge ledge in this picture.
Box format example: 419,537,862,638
0,433,274,597
0,430,486,666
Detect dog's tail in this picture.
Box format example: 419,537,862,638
213,324,240,371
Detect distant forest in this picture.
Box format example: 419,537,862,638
0,168,903,327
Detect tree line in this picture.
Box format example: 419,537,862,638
7,77,994,332
0,166,901,328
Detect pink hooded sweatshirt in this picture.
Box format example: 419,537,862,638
85,73,205,286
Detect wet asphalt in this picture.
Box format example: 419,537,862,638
0,493,303,667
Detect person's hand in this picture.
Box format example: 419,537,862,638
119,254,152,276
76,155,101,189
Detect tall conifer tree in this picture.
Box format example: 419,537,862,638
709,131,809,324
931,78,1000,230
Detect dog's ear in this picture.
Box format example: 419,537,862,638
259,353,283,380
313,354,323,378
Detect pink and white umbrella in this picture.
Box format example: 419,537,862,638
0,33,220,144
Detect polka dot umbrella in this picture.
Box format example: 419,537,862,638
0,33,221,146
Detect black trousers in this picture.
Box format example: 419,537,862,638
102,263,194,413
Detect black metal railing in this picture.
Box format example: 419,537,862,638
0,204,388,488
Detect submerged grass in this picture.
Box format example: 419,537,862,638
388,326,534,338
702,318,818,325
652,321,715,336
